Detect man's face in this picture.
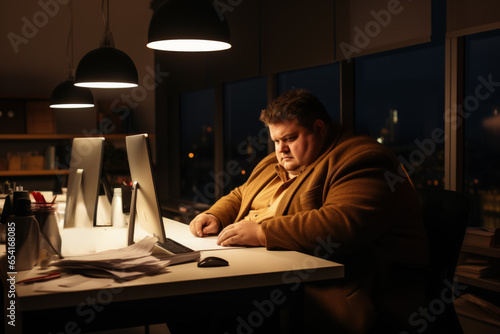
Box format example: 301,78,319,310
269,118,325,176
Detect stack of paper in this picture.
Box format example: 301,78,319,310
456,263,500,279
455,293,500,327
456,254,500,279
463,227,499,248
51,236,172,281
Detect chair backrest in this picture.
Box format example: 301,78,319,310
416,188,470,334
416,188,470,283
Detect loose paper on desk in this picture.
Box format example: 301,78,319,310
51,236,172,281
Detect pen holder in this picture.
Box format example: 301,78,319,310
10,198,40,271
32,202,62,261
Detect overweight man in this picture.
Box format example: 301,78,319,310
189,89,430,334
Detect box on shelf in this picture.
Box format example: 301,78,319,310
25,155,44,170
25,100,56,134
7,154,21,170
6,152,45,171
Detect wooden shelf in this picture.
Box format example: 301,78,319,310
0,170,69,177
456,272,500,292
0,134,130,140
456,309,500,332
462,245,500,259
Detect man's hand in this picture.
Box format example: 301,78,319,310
217,220,266,247
189,213,221,237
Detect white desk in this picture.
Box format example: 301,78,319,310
2,219,344,333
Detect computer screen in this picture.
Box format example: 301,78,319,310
125,134,166,244
64,137,105,228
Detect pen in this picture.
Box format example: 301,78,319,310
17,272,61,284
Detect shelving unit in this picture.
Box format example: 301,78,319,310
0,134,129,140
0,170,69,177
0,133,132,192
455,241,500,333
461,245,500,259
456,271,500,293
457,244,500,289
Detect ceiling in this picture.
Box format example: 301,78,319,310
0,0,156,132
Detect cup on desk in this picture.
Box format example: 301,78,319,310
32,202,62,261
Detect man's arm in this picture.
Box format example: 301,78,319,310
261,143,419,257
188,185,243,236
189,153,279,235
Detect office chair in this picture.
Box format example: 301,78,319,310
415,188,471,334
372,188,470,334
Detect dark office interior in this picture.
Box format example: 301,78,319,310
1,0,500,333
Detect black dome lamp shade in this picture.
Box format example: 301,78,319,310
147,0,231,52
75,0,138,88
75,44,138,88
50,74,94,109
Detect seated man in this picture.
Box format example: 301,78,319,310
189,89,430,333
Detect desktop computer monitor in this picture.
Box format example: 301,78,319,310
64,137,106,228
125,134,166,244
126,134,200,263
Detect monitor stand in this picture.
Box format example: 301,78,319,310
64,169,93,228
95,171,113,226
65,169,113,228
127,181,139,246
125,181,201,264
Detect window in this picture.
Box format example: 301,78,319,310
277,63,341,122
223,76,268,193
179,88,215,203
355,45,445,189
464,29,500,228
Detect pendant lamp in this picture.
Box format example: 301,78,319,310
147,0,231,52
50,1,94,109
75,0,138,88
50,74,95,109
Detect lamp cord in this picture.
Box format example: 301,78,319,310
66,0,74,80
100,0,115,48
102,0,109,32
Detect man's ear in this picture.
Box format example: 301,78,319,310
313,119,326,136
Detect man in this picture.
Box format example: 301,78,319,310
189,89,430,333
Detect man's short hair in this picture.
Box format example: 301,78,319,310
260,89,332,131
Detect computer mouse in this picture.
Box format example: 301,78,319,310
197,256,229,267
